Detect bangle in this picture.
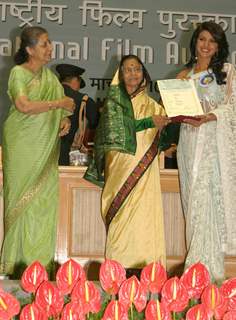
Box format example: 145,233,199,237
48,101,56,110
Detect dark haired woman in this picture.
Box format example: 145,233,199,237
85,55,169,274
0,26,75,278
177,21,236,282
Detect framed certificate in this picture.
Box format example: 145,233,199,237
157,79,203,117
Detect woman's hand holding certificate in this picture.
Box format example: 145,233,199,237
157,79,203,123
181,113,217,126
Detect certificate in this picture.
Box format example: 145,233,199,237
157,79,203,117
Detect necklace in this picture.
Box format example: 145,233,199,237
21,62,42,75
194,64,209,74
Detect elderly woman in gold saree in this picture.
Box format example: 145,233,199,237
85,55,170,275
0,26,75,278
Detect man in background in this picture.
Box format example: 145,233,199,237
56,63,99,165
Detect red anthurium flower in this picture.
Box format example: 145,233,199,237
161,276,189,312
223,311,236,319
140,262,167,294
35,280,64,317
221,278,236,311
201,284,228,319
186,304,211,320
61,301,85,320
118,275,147,312
0,290,20,319
56,259,86,295
71,279,101,314
102,300,128,320
20,303,47,320
180,262,210,299
21,261,48,293
145,299,171,320
99,259,126,295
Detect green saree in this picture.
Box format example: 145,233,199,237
0,65,70,278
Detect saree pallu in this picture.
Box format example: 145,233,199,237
0,65,69,277
102,90,166,269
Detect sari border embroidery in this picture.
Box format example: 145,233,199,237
0,261,15,274
4,149,57,233
105,132,159,231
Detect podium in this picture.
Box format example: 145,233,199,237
0,146,235,278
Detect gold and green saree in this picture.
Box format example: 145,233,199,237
0,65,70,278
102,90,166,268
85,78,167,269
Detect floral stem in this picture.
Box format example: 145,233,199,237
131,303,134,320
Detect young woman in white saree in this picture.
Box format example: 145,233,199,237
177,21,236,283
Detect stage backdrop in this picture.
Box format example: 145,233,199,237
0,0,236,143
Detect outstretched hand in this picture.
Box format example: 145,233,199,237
152,115,171,131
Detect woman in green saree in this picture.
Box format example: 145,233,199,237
0,26,75,278
85,55,170,276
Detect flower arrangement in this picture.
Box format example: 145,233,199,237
1,259,236,319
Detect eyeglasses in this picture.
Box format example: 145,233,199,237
122,67,143,74
37,39,52,48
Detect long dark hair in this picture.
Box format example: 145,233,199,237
14,26,48,65
186,21,229,85
118,54,151,94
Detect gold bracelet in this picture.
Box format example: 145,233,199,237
48,101,56,110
